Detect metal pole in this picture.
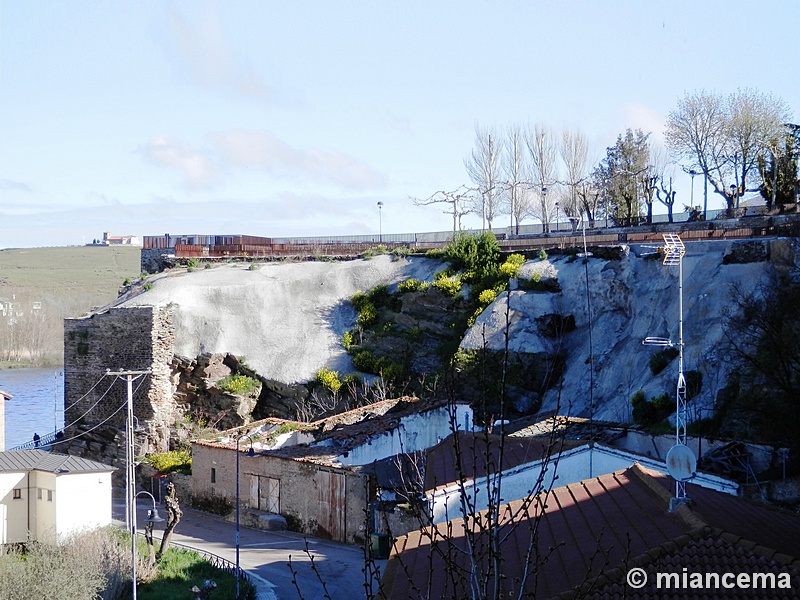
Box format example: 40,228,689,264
236,436,241,600
126,374,138,600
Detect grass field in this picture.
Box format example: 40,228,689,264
0,245,141,299
0,245,142,366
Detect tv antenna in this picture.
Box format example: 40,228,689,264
642,233,695,510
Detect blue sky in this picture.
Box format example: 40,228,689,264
1,1,798,248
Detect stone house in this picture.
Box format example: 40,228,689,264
192,397,473,544
0,450,115,544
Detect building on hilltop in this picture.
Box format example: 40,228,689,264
102,231,141,246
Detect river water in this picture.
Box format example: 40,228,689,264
0,367,64,450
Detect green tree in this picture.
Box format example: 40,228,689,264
593,129,652,226
758,123,800,210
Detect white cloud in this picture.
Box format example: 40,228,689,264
0,179,32,192
168,4,271,99
143,136,218,189
212,129,387,190
622,102,667,145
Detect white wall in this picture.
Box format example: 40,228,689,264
428,443,739,524
336,405,473,467
55,471,113,540
0,471,29,543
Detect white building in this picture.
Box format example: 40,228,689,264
0,450,115,543
426,434,739,525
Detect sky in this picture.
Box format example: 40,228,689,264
1,1,799,249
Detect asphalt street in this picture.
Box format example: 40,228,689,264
117,498,379,600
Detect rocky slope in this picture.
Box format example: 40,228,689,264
114,239,796,425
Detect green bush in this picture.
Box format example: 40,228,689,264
186,257,200,271
392,246,410,259
123,277,132,286
315,368,342,393
432,276,462,297
631,390,675,429
648,347,679,375
398,278,427,293
538,249,548,261
444,232,500,282
356,301,378,327
342,373,362,386
499,253,526,278
686,370,703,400
216,374,261,395
425,248,446,259
143,283,153,292
352,350,376,373
146,450,192,474
477,288,498,306
342,330,355,350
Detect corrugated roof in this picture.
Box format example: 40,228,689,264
0,450,115,474
380,464,800,599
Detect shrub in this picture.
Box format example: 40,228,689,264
216,374,261,395
342,330,355,350
648,347,679,375
143,282,153,292
685,370,703,400
538,248,548,261
432,276,462,297
123,277,132,286
352,350,376,373
398,278,426,293
191,493,233,515
356,301,378,327
342,373,362,386
315,368,342,393
186,257,200,271
392,246,410,259
477,288,498,306
425,248,446,259
444,232,500,281
499,253,526,278
146,450,192,474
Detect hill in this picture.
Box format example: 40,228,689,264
109,239,794,427
0,245,141,365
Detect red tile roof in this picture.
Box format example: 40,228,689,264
380,464,800,599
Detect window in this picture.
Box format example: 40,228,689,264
47,490,53,502
211,468,216,484
12,488,21,500
37,489,43,500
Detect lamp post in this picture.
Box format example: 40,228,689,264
377,201,384,243
132,491,164,600
554,200,560,233
541,187,549,233
688,169,697,215
235,433,256,599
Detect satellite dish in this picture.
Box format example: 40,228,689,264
666,445,697,482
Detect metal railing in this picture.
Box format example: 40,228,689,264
8,429,62,451
164,540,251,585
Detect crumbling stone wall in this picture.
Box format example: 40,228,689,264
63,305,177,475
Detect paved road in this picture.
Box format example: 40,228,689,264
118,499,381,600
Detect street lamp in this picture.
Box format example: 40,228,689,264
377,201,384,243
132,490,164,600
541,187,548,233
235,433,256,599
554,200,560,233
688,169,697,215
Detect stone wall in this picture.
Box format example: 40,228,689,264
63,305,177,478
192,442,369,544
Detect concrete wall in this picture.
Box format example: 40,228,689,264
55,471,113,540
192,442,369,544
0,471,28,543
63,306,176,473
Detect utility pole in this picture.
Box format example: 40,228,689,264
105,369,150,600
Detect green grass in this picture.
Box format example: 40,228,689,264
138,548,255,600
0,245,140,297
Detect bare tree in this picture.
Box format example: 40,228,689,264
666,88,791,211
560,127,590,228
465,125,502,230
412,186,475,233
157,482,183,558
525,124,559,232
501,125,532,234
